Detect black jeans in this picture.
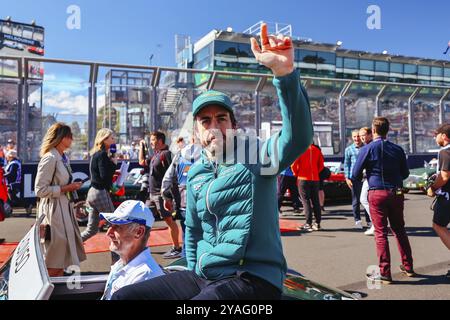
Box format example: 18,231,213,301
298,180,321,225
277,175,301,210
110,270,281,300
351,180,371,223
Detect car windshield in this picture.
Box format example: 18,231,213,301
0,260,11,300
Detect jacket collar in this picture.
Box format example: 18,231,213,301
50,148,64,161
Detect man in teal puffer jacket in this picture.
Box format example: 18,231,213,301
111,23,313,300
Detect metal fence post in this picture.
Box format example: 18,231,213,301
439,89,450,124
408,87,422,154
339,81,352,155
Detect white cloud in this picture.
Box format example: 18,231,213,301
44,73,57,81
97,94,105,108
43,90,89,115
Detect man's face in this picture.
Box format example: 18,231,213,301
352,132,362,146
195,105,234,155
106,223,139,255
150,135,163,150
359,130,372,145
434,132,448,147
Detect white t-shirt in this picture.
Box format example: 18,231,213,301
102,248,164,300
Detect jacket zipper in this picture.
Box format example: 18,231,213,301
199,161,220,277
206,161,220,244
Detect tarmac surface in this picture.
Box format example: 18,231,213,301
1,191,449,300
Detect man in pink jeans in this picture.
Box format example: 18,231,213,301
352,117,414,284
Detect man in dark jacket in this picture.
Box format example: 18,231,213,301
139,131,181,259
353,117,413,284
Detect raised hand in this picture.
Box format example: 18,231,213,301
250,23,295,77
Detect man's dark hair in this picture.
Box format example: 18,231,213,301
150,131,166,144
372,117,390,137
436,123,450,138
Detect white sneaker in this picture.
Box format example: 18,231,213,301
364,225,375,236
355,220,364,230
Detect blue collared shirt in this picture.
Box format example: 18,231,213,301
344,143,361,179
352,138,410,190
101,248,164,300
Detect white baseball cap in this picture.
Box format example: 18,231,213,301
100,200,154,228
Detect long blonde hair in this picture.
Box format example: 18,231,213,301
90,128,114,155
40,123,73,157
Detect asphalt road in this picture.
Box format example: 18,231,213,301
1,192,449,300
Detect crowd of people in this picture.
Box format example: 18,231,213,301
1,23,449,300
0,139,34,244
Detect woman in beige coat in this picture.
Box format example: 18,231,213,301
35,123,86,277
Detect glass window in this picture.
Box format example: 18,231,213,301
194,59,211,70
0,81,19,158
404,64,417,75
360,60,374,71
237,43,253,58
194,44,211,63
131,115,140,127
156,86,201,151
379,87,412,153
344,58,359,69
413,93,440,153
306,80,344,155
214,40,238,56
375,61,389,72
98,69,153,155
297,50,318,63
418,65,430,76
316,51,336,65
390,63,403,73
444,101,450,122
336,57,343,68
431,67,443,77
445,68,450,78
343,83,380,145
26,81,90,161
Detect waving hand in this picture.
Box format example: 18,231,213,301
250,23,295,77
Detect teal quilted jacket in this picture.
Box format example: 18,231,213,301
185,70,314,291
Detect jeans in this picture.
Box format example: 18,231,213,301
110,270,281,300
351,180,371,223
298,180,321,225
368,190,413,277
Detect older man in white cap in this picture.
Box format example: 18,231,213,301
100,200,164,300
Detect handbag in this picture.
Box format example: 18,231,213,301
319,167,331,180
37,154,58,240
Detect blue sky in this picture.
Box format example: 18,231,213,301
2,0,449,67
